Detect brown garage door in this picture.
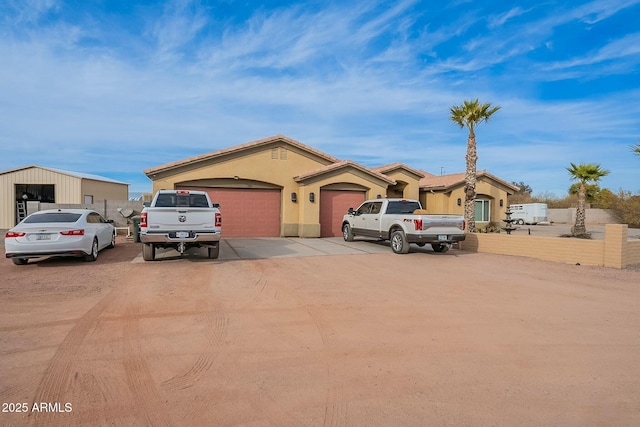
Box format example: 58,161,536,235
179,187,281,237
320,190,366,237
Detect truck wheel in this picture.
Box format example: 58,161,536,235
208,244,220,259
416,243,426,247
390,230,410,254
12,258,28,265
142,243,155,261
342,223,354,242
431,243,450,253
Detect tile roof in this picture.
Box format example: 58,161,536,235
371,163,427,178
420,171,519,192
145,134,339,175
294,160,396,184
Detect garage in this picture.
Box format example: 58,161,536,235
319,190,365,237
179,187,281,237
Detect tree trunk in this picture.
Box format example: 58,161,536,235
465,130,477,232
571,182,587,236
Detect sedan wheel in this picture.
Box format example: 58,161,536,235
85,238,99,262
108,232,116,249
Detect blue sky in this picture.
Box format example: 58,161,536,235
1,0,639,196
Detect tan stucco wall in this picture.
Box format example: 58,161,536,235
421,179,511,222
382,170,421,200
296,171,386,237
459,224,638,269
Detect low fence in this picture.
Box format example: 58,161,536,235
458,224,639,269
548,208,616,224
26,200,144,229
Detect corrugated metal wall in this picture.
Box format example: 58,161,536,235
0,167,82,228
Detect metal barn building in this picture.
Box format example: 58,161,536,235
0,165,128,228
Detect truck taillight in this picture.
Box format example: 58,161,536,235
413,219,423,230
463,220,466,231
140,212,148,228
215,212,222,227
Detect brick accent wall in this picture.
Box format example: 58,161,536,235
459,224,639,269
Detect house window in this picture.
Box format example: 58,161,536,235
271,148,278,159
280,148,287,160
475,199,490,222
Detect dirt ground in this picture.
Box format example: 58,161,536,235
1,238,639,426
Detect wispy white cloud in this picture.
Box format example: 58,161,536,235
487,6,531,29
0,0,638,193
545,32,640,70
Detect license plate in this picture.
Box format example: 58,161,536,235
438,235,448,241
176,231,189,238
36,234,51,240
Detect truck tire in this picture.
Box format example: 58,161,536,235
208,244,220,259
142,243,155,261
342,223,354,242
390,230,410,254
431,243,450,253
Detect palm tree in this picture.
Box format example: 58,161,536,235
450,99,501,232
566,162,609,237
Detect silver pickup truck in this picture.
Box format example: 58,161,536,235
342,198,465,254
140,190,221,261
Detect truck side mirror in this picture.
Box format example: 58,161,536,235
348,207,354,215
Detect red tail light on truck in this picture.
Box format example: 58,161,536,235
215,212,222,227
140,212,148,228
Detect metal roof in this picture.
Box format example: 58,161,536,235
0,165,128,185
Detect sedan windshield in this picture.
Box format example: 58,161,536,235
23,213,82,223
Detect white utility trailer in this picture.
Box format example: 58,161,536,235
508,203,548,225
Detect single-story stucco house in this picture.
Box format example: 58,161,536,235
144,135,518,237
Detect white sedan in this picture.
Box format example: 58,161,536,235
5,209,116,265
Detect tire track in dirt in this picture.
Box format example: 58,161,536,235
26,281,123,426
253,258,349,427
122,302,172,427
161,278,229,392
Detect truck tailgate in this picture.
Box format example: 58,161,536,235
146,208,217,232
413,215,465,233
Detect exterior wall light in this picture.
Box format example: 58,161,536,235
457,198,462,206
500,199,504,207
377,194,382,199
291,192,297,203
309,192,315,203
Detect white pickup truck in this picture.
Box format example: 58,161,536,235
342,198,465,254
140,190,222,261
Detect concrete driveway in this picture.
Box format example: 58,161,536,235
133,237,448,262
